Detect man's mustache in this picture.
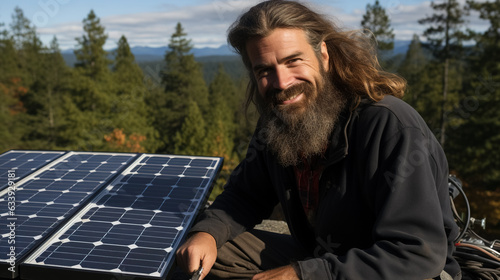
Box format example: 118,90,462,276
266,82,315,105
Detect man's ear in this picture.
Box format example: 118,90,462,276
320,41,329,71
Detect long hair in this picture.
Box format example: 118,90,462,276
227,0,406,113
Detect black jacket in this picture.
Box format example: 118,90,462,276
191,95,461,279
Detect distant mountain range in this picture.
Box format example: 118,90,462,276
61,40,412,66
61,44,235,65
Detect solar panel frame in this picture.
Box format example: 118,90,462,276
21,153,223,280
0,151,138,279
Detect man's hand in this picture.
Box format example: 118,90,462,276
252,265,300,280
176,232,217,280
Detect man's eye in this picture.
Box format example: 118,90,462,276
257,69,270,78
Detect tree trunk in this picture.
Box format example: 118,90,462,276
440,58,449,147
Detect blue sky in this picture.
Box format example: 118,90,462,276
0,0,489,50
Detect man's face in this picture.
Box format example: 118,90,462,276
245,28,346,167
246,28,330,120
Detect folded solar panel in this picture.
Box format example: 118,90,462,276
0,150,223,280
0,151,138,279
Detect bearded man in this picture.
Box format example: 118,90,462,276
176,1,461,279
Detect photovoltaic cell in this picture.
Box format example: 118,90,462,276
0,150,65,191
22,154,222,280
0,151,136,279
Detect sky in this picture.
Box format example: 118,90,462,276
0,0,491,51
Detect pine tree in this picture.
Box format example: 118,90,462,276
398,34,429,108
153,22,209,153
162,22,209,110
206,65,237,159
397,35,446,134
10,7,38,51
418,0,468,147
108,35,158,153
113,35,143,83
361,0,395,54
70,10,116,150
467,0,500,74
9,7,44,111
205,65,240,198
6,7,66,150
23,36,71,149
74,10,111,80
447,0,500,190
173,99,208,155
0,22,20,85
0,28,27,151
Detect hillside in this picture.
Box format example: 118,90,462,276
137,55,246,85
62,45,246,84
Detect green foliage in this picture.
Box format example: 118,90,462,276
74,10,111,80
466,0,500,75
0,8,160,154
407,0,500,234
446,0,500,193
361,0,395,54
109,35,159,152
418,0,469,147
205,65,240,199
152,22,209,153
399,35,429,104
173,99,208,155
21,37,70,149
418,0,469,60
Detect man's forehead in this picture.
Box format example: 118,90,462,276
246,28,307,47
245,28,310,64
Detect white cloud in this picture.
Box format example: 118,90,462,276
35,0,491,50
37,0,259,50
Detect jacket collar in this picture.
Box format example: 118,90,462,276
323,107,352,167
323,98,374,167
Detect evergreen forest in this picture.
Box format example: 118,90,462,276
1,1,499,238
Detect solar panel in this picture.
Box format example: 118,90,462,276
0,151,137,279
0,150,65,191
21,153,223,280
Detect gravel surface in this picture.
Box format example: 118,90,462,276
254,219,290,234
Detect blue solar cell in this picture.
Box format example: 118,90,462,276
167,157,192,166
81,207,125,222
80,245,129,270
119,209,155,224
120,247,167,273
22,154,223,280
159,198,196,213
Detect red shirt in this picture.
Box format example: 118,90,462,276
293,154,325,224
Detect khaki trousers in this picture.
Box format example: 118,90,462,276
207,230,309,280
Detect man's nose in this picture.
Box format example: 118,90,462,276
272,66,294,90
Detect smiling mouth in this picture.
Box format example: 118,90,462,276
280,93,303,105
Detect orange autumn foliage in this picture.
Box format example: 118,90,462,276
0,77,28,115
104,128,146,153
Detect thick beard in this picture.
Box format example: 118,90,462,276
258,72,347,167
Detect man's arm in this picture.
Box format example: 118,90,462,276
252,265,300,280
188,127,279,247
